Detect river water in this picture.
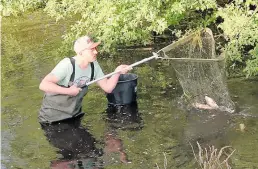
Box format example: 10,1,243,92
2,12,258,169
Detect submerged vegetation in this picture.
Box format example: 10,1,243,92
2,0,257,77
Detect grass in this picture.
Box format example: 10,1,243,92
190,142,235,169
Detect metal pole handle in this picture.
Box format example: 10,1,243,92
85,52,159,86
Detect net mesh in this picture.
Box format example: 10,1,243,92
158,28,235,113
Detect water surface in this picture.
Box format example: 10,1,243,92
2,12,258,169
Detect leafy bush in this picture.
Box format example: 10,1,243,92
216,0,258,77
2,0,257,77
1,0,46,16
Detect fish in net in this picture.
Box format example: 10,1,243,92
157,28,235,113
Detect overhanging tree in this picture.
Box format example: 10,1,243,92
2,0,257,77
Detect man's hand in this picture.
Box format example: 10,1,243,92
97,64,132,93
68,85,82,96
115,65,132,74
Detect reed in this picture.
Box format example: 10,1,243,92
190,142,235,169
156,152,168,169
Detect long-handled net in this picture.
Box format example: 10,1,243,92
83,28,234,113
157,28,235,113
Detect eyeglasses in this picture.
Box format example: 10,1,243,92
80,47,97,53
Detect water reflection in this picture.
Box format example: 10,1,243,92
40,102,143,168
103,102,143,164
104,102,143,131
41,115,103,169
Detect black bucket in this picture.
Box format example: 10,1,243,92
106,73,138,105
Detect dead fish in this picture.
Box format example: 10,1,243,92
205,96,219,109
239,123,246,132
192,103,214,110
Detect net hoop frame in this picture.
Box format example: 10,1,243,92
157,28,225,62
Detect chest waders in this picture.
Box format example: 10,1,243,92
39,58,94,123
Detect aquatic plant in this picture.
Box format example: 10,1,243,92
190,142,235,169
156,152,168,169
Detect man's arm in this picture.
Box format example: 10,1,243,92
39,73,81,96
97,74,120,93
97,65,131,93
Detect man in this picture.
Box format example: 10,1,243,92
38,35,130,123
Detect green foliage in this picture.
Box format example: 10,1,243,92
0,0,46,16
42,0,217,54
2,0,258,77
245,45,258,77
217,0,258,77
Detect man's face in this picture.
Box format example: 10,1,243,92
80,47,98,62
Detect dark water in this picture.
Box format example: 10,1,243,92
2,12,258,169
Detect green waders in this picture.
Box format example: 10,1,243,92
38,58,94,123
